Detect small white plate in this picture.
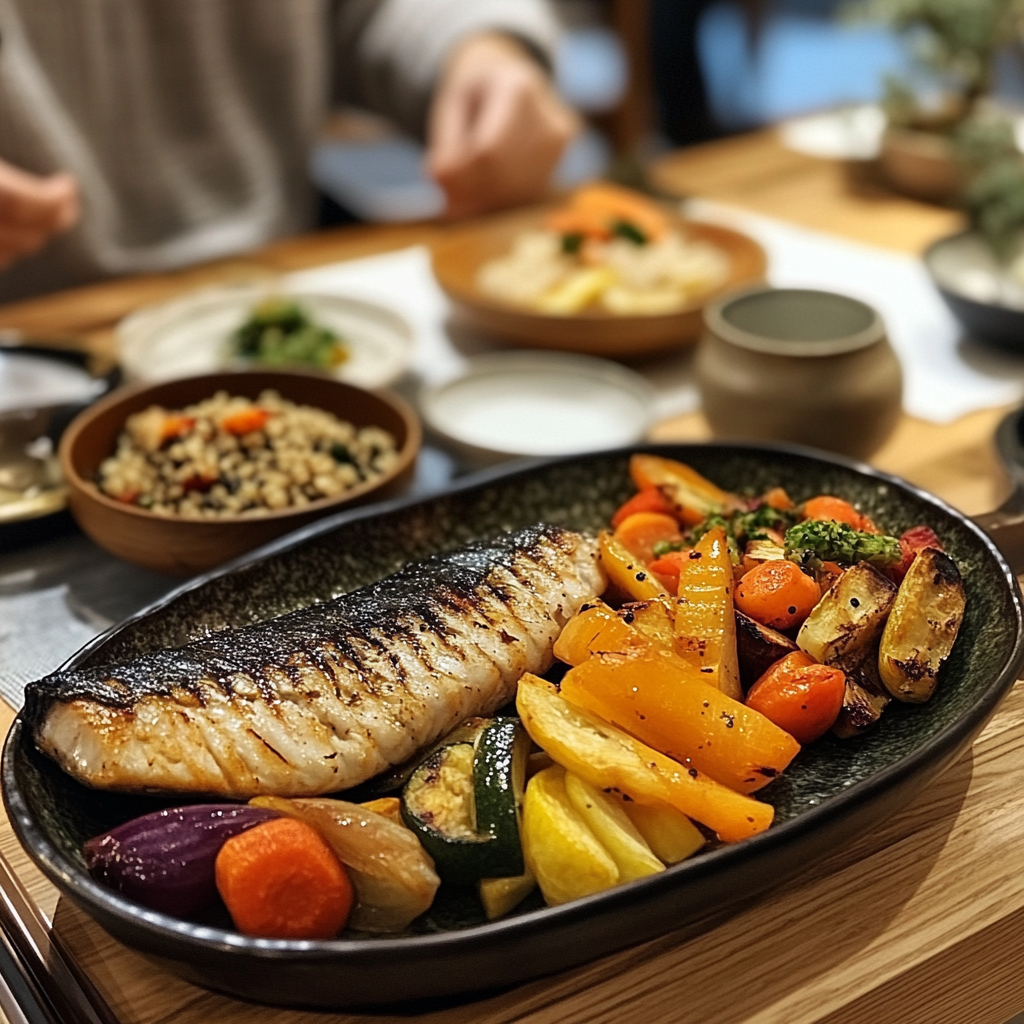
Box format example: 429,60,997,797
117,285,414,389
421,351,656,463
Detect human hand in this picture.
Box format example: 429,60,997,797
0,159,79,270
426,33,579,219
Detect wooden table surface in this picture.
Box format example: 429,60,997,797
1,130,1022,1024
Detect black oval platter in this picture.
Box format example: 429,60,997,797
4,442,1023,1010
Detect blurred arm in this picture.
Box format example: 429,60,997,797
0,160,79,271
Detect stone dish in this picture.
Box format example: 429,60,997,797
4,442,1023,1009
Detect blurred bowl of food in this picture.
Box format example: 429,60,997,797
59,370,420,575
431,184,767,357
924,231,1024,350
117,286,415,389
0,341,119,529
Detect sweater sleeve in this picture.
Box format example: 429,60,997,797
334,0,561,137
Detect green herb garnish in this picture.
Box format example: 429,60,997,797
561,232,584,255
611,220,647,245
784,519,901,568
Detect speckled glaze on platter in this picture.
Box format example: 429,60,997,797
4,443,1023,1010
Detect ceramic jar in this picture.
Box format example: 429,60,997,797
696,287,903,460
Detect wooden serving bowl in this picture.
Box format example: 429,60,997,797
431,206,767,357
59,370,421,576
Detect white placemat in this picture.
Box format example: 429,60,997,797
285,208,1024,426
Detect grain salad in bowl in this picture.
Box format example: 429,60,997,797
59,371,420,574
95,390,399,518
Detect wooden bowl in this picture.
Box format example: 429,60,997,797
431,206,767,357
59,370,421,576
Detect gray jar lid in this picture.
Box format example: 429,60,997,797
704,286,885,357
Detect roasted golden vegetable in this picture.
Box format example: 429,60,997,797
675,526,743,701
629,454,738,526
797,563,896,669
878,548,966,703
516,673,774,842
521,765,618,905
623,800,704,865
617,598,677,651
559,649,800,794
735,611,799,691
599,531,668,601
564,772,664,882
479,870,536,920
553,600,649,665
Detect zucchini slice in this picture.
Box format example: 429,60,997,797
473,717,530,878
401,717,529,886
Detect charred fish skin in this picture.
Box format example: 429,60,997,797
26,525,604,799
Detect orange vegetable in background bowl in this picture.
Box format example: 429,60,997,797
735,560,821,632
610,487,677,528
630,453,738,526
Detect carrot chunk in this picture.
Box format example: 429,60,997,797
614,512,683,565
735,560,820,631
215,817,353,939
746,652,846,744
802,495,877,533
221,407,271,436
647,549,691,592
611,488,677,528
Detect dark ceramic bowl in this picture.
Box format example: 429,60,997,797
4,443,1023,1010
924,231,1024,350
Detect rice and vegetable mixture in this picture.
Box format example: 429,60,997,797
96,390,399,517
477,184,730,316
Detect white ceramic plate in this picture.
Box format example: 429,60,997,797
420,351,656,463
117,285,415,389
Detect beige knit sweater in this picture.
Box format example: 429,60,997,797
0,0,558,302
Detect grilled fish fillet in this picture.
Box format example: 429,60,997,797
25,525,604,799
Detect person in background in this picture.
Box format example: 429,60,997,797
0,0,576,301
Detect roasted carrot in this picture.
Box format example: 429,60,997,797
614,512,683,565
629,454,737,526
746,652,846,744
215,817,353,939
221,407,272,436
648,549,691,592
761,487,795,512
802,495,877,533
735,560,821,631
611,487,677,528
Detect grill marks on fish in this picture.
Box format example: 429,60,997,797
27,525,604,799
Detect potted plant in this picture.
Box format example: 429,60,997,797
856,0,1024,202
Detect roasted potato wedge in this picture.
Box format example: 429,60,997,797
735,611,799,691
797,563,896,670
878,548,965,703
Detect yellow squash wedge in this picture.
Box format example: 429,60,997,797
516,674,774,842
623,801,705,865
521,765,618,905
599,531,668,601
564,772,664,882
675,526,743,701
